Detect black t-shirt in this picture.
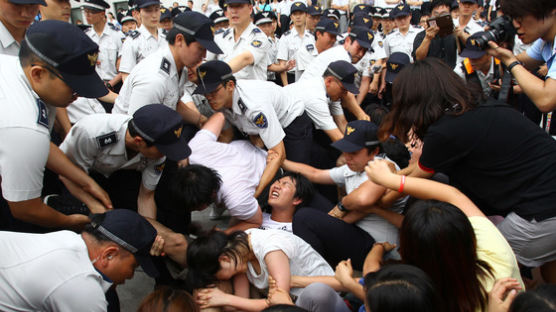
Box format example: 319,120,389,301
412,30,457,70
419,100,556,221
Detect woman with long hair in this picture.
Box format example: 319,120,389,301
365,159,524,312
378,58,556,284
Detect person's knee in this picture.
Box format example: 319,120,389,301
296,283,339,310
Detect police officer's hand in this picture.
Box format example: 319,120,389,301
328,206,347,219
84,182,113,210
486,41,517,66
378,82,386,99
150,235,166,257
285,59,296,72
67,214,91,232
425,24,440,40
369,80,379,95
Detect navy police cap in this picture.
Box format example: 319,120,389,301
194,60,234,95
385,52,410,83
254,11,276,25
391,3,410,18
135,0,160,9
210,9,229,24
315,18,340,36
331,120,379,153
351,13,373,29
9,0,46,6
348,26,374,50
173,11,223,54
326,60,360,95
307,5,323,16
25,20,107,98
290,1,307,14
82,0,110,11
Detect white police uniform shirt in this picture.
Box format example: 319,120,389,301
454,57,497,97
453,18,485,65
84,23,125,80
113,44,187,115
225,80,294,149
294,36,318,80
59,114,166,191
283,77,340,129
299,45,351,115
384,25,420,61
277,27,315,76
66,97,106,124
119,24,167,74
189,129,266,220
206,23,270,80
267,36,279,81
0,20,19,56
0,231,111,312
0,55,56,202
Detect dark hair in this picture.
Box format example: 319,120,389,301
186,231,249,289
262,305,308,312
381,137,410,169
166,29,197,45
364,264,440,312
364,103,389,126
379,58,477,143
510,285,556,312
431,0,452,11
18,40,56,78
399,200,493,312
137,286,199,312
170,164,222,212
500,0,556,19
281,171,315,209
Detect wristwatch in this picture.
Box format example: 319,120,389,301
337,201,348,212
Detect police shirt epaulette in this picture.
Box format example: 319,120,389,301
160,57,171,75
283,30,291,36
108,22,118,31
130,30,140,39
252,27,262,34
97,132,118,147
215,28,224,35
162,29,169,36
222,28,231,38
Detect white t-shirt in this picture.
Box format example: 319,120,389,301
245,228,334,296
189,130,267,220
0,231,110,312
260,212,293,232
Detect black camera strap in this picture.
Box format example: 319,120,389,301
497,65,512,102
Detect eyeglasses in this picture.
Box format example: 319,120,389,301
206,84,224,98
31,63,78,97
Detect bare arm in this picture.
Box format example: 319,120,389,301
59,176,107,214
281,159,334,184
137,184,157,219
146,217,188,267
55,108,72,138
7,198,90,230
324,128,344,142
333,114,347,133
224,207,263,234
341,92,370,121
254,141,285,198
97,90,118,104
227,50,255,74
177,100,206,127
356,76,371,106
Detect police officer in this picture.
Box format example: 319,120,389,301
301,26,374,125
159,7,173,33
295,18,340,80
209,9,229,31
0,21,111,231
194,60,312,196
0,0,42,56
254,11,288,83
39,0,72,22
59,104,192,219
119,0,166,80
120,11,138,35
383,3,420,60
206,0,270,80
82,0,125,93
277,2,313,85
113,11,222,123
306,4,323,32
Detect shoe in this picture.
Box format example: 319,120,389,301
44,194,90,216
209,204,226,220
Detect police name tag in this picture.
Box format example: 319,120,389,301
97,132,118,147
36,99,49,128
306,44,315,52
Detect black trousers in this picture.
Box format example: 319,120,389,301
284,112,314,165
293,208,375,270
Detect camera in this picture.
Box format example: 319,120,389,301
473,16,516,50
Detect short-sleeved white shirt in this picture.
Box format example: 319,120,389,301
384,26,420,61
0,20,19,56
119,24,167,74
84,23,125,80
0,56,56,202
0,231,110,312
59,114,166,190
113,44,187,115
245,228,334,297
189,129,266,220
300,45,351,80
294,38,318,75
66,97,106,124
223,80,296,149
329,156,407,246
277,27,315,73
283,77,339,129
206,23,270,80
331,0,348,14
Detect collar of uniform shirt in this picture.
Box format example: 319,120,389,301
0,20,17,49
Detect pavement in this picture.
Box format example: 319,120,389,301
117,208,230,312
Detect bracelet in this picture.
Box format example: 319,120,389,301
337,201,348,212
398,175,406,193
507,61,522,72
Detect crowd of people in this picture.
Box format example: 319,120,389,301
0,0,556,311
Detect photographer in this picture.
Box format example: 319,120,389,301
487,0,556,112
413,0,458,69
